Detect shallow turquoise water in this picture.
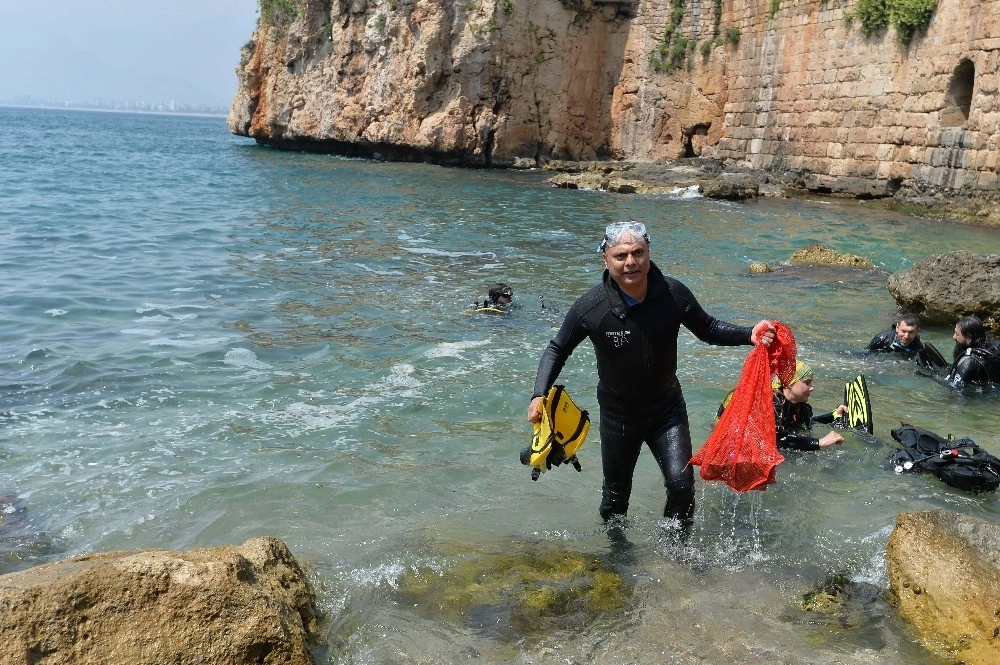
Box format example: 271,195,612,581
1,106,997,664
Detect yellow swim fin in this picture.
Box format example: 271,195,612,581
520,385,590,481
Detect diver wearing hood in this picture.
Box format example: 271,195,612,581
770,361,849,451
472,283,514,312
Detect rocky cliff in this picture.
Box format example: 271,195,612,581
229,0,1000,218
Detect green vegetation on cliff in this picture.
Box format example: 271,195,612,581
260,0,299,24
851,0,938,44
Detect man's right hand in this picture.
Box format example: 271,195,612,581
818,431,845,449
527,396,543,423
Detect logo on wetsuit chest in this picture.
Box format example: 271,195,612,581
605,330,631,348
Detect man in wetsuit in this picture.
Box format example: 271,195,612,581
866,313,924,358
526,220,775,529
947,315,1000,388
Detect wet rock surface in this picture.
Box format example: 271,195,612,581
888,251,1000,331
886,510,1000,665
0,536,321,665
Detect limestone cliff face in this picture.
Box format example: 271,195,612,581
230,0,1000,202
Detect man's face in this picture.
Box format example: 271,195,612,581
603,236,650,291
954,324,972,346
895,321,919,346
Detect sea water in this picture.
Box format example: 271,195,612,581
2,106,998,664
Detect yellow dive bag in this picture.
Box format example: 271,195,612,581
520,385,591,481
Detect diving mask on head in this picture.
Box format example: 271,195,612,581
599,220,650,253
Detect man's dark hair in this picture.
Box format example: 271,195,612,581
957,315,987,347
897,313,921,328
488,283,513,305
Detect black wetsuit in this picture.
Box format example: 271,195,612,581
531,262,753,523
947,342,1000,388
773,394,838,451
866,326,924,358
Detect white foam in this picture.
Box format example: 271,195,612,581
146,336,230,348
671,184,702,199
353,263,404,276
424,340,490,359
136,303,212,314
223,348,272,370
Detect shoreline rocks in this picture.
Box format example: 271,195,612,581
0,537,320,665
887,511,1000,665
537,159,1000,226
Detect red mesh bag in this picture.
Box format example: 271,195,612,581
689,322,797,492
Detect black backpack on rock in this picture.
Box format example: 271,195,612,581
890,423,1000,494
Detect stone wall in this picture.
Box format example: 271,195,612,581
710,0,1000,203
230,0,1000,208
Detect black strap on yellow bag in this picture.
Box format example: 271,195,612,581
519,385,590,481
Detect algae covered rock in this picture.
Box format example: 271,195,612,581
393,543,630,640
788,244,874,268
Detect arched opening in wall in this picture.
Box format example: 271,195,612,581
942,59,975,127
683,124,711,158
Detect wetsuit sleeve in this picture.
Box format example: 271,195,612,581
866,329,891,352
773,398,820,450
810,410,837,426
531,301,591,399
673,280,753,346
777,432,821,451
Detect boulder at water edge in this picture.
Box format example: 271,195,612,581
0,536,320,665
787,243,874,268
886,510,1000,664
887,251,1000,331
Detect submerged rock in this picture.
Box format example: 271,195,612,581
0,536,321,665
392,543,630,641
788,244,874,268
886,510,1000,665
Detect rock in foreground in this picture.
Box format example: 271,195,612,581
886,510,1000,665
0,536,320,665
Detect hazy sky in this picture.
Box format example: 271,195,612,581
0,1,260,108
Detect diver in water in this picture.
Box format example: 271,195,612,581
946,315,1000,388
866,313,924,358
472,283,513,312
866,312,948,369
771,362,849,450
720,361,848,451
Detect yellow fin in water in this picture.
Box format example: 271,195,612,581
842,374,874,434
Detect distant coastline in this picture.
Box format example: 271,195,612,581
1,98,228,118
